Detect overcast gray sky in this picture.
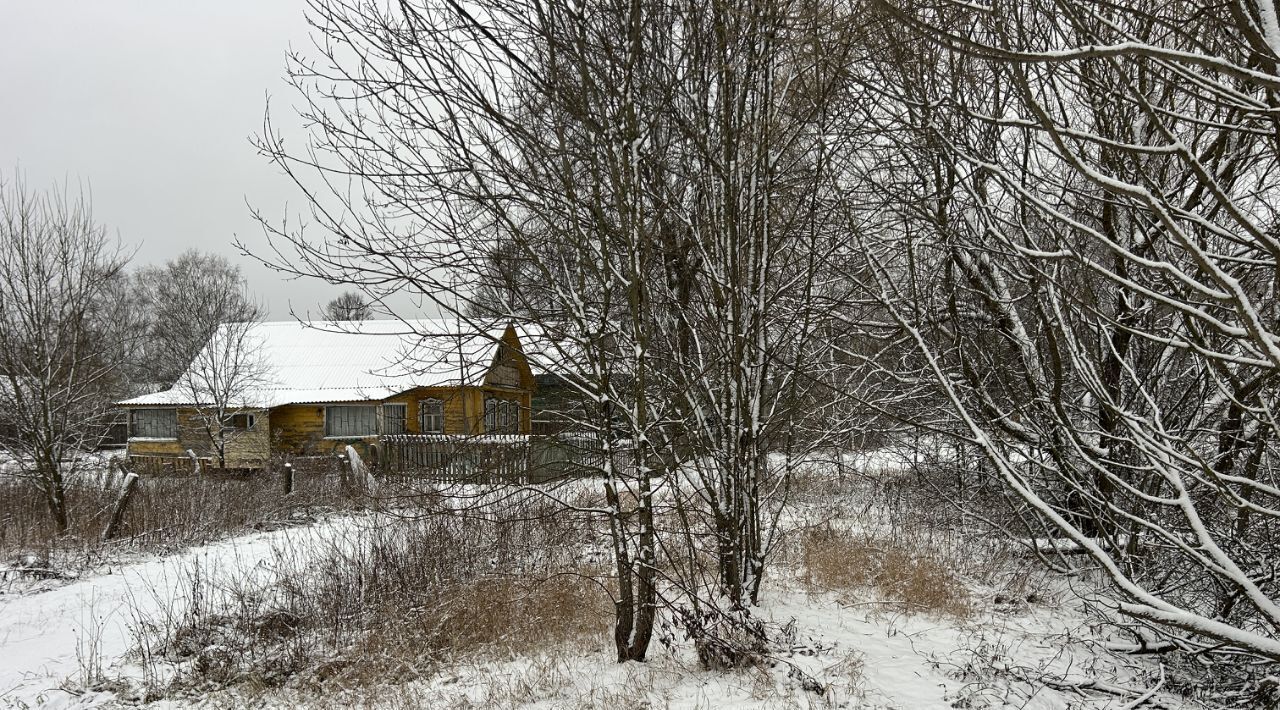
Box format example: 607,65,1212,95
0,1,399,319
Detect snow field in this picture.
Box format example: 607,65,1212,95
0,464,1187,709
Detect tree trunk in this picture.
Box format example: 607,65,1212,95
102,472,139,541
40,454,69,534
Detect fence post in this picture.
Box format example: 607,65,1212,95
102,471,139,542
345,445,378,495
523,437,531,484
102,459,119,491
186,448,202,476
338,452,350,493
283,462,295,496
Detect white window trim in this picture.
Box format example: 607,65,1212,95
323,404,380,439
418,398,445,434
484,397,521,434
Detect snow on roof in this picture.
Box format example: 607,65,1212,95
118,318,512,408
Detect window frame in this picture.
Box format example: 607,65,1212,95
484,397,520,434
502,400,517,432
323,404,379,439
417,398,444,434
382,403,407,435
226,412,257,431
130,408,178,440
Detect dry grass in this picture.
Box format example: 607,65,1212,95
60,450,1053,706
783,456,1052,618
0,463,354,581
322,573,612,688
798,524,974,618
119,494,608,699
202,655,668,710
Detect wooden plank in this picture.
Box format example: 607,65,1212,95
379,434,598,482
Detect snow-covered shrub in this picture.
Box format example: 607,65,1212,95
675,606,772,672
128,493,609,696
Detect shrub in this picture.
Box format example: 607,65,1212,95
800,524,973,618
127,495,609,696
0,464,352,577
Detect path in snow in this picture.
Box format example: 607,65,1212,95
0,518,364,709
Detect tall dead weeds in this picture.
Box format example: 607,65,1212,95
799,524,974,618
126,494,609,698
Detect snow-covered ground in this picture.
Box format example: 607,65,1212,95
0,509,1188,710
0,517,369,709
0,450,127,482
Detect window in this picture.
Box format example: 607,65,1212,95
418,398,444,433
131,408,177,439
383,403,407,434
503,400,518,432
325,405,378,438
484,397,519,434
227,413,256,430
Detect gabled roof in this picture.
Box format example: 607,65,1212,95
118,318,513,408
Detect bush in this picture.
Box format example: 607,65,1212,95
0,463,351,578
128,495,610,696
799,524,973,618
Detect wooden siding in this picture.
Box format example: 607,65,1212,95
480,388,532,433
269,404,333,454
384,386,479,436
480,325,535,433
125,407,271,468
484,325,537,391
128,437,184,458
265,383,532,459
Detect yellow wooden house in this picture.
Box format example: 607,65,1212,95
117,319,535,469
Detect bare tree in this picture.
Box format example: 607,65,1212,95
244,0,1280,680
324,290,372,321
133,249,262,387
172,319,269,468
837,0,1280,671
253,0,669,661
0,174,136,531
247,0,856,661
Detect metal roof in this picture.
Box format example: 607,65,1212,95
118,318,510,408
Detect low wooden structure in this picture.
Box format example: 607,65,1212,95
380,433,600,483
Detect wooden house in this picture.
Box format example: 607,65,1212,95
117,319,535,469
